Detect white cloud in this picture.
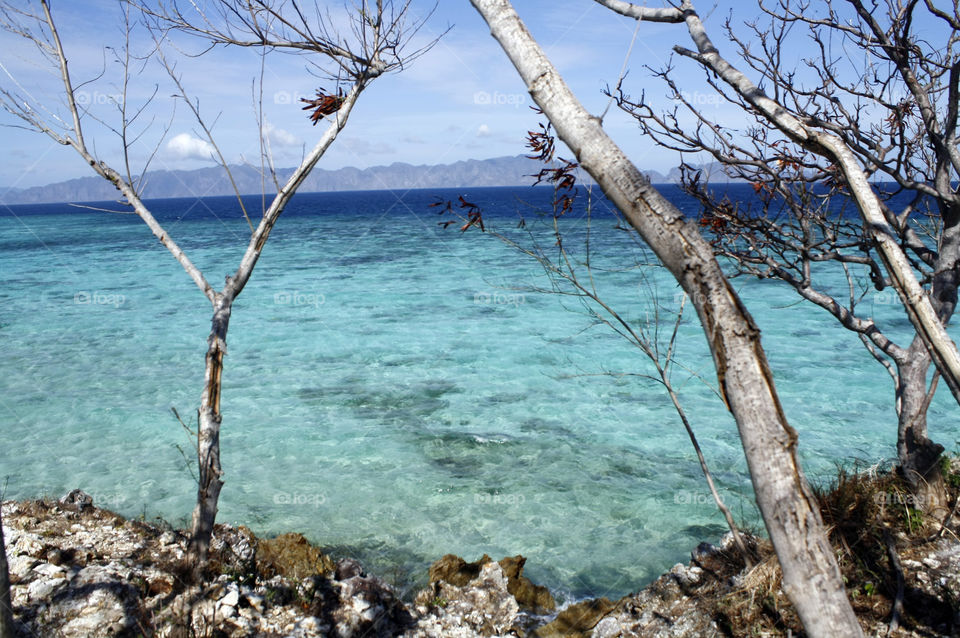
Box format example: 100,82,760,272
476,124,491,137
166,133,216,161
263,122,300,148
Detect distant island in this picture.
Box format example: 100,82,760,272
0,155,739,205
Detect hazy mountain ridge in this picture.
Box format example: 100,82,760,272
0,155,741,205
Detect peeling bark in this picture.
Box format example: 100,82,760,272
187,297,232,564
898,339,947,512
468,1,862,636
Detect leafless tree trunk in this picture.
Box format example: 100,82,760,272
468,1,863,635
184,78,368,563
0,504,13,638
0,0,436,567
898,340,944,502
659,0,960,405
597,0,959,511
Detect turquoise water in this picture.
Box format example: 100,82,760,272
0,185,955,601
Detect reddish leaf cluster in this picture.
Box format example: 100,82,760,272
885,100,914,127
524,114,580,216
698,200,735,237
430,194,485,232
300,88,345,125
525,122,555,163
531,159,579,215
698,214,728,232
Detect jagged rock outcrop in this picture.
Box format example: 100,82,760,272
408,561,521,637
426,553,555,613
3,493,959,637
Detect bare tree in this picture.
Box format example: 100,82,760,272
469,1,863,635
0,0,435,566
601,0,960,510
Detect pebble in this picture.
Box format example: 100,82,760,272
33,562,66,578
27,577,62,601
220,586,240,609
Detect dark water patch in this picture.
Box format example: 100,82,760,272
605,456,656,481
482,391,528,405
297,387,327,401
379,356,428,368
263,314,326,323
418,430,527,478
518,417,578,440
419,430,519,452
428,454,486,478
681,523,730,539
334,253,396,267
298,379,460,424
553,563,661,602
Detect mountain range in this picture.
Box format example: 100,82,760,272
0,155,735,205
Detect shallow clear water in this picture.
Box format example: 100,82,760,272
1,185,955,601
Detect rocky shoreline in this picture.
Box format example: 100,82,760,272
3,489,959,637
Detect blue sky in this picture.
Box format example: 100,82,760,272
0,1,758,190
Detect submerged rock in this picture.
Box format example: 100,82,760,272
256,531,335,580
427,553,555,613
498,555,556,613
533,598,616,638
428,553,491,587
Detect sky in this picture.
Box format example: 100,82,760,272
0,1,792,190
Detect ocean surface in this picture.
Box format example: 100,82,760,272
1,184,955,601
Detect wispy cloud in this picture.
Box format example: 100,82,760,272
263,122,300,148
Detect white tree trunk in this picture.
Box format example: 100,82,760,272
186,83,365,564
469,2,863,636
897,340,947,512
670,0,960,407
187,297,232,564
